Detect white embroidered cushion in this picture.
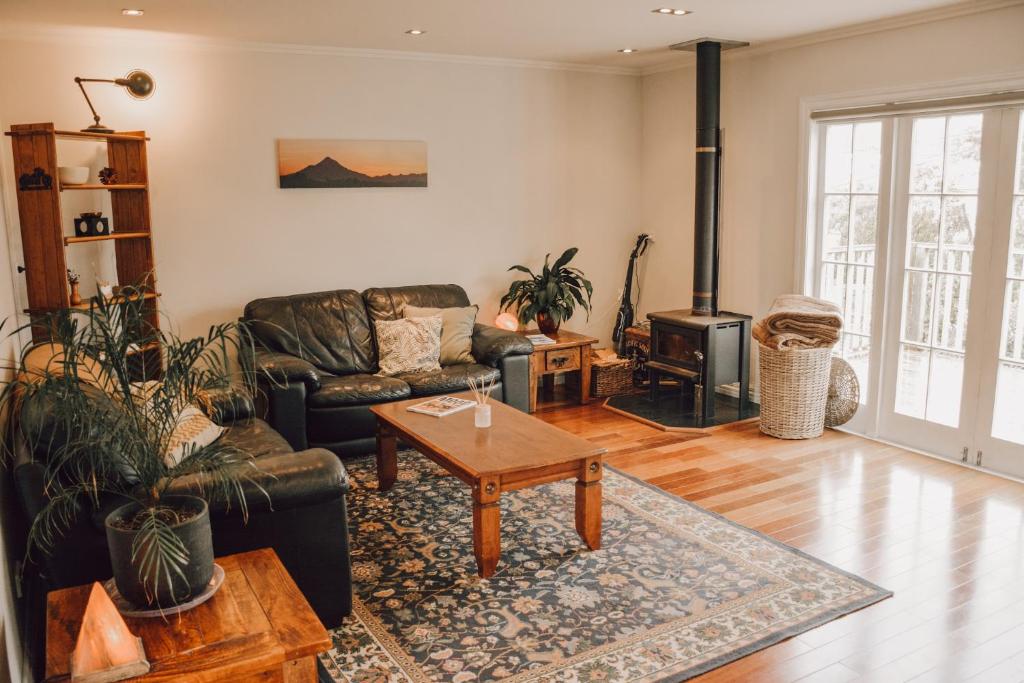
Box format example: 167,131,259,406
374,315,443,376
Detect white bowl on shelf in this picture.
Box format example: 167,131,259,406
58,166,90,185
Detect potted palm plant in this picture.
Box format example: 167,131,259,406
500,247,594,334
2,286,266,609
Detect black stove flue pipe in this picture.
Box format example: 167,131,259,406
692,40,721,316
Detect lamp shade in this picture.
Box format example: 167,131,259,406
494,313,519,331
116,70,155,100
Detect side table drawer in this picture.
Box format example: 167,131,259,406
545,348,580,372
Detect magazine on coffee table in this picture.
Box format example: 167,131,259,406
407,395,476,417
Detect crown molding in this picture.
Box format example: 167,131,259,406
0,22,639,77
640,0,1024,76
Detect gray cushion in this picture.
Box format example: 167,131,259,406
405,304,477,366
308,374,411,407
397,363,500,397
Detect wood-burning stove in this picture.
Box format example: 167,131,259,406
645,36,753,427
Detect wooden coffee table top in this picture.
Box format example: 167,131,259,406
371,392,605,478
44,548,330,682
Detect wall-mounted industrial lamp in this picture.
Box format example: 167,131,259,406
74,70,155,133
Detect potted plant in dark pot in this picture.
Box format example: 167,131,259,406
500,247,594,334
2,286,265,609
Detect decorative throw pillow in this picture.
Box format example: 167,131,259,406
375,315,443,376
404,304,478,366
131,381,226,467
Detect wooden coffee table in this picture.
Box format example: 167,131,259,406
44,549,330,682
371,394,606,577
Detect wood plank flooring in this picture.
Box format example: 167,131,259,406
535,401,1024,682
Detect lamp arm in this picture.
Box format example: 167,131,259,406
74,77,110,128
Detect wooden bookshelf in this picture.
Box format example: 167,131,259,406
6,122,160,351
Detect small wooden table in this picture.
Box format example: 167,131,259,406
372,394,606,577
526,329,599,413
44,548,331,682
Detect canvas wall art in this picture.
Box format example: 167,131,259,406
277,139,427,188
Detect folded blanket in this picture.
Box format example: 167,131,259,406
753,294,843,350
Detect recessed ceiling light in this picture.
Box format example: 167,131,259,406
121,8,144,16
652,8,690,15
405,29,426,35
618,48,638,54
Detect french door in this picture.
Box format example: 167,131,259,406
812,105,1024,478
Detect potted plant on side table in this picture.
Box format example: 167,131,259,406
2,286,266,610
500,247,594,334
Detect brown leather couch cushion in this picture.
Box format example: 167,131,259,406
397,363,500,396
244,289,376,376
308,374,412,407
362,284,471,322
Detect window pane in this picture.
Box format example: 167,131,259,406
1002,280,1024,362
822,195,850,261
851,196,877,265
910,117,946,193
925,350,963,427
992,362,1024,445
895,344,929,418
1010,196,1024,278
943,113,983,194
939,196,977,273
908,196,940,269
821,263,847,310
843,334,871,402
932,274,970,352
824,124,853,193
852,122,882,193
902,271,935,345
844,265,873,336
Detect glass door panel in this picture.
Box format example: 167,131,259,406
893,114,982,429
816,121,884,405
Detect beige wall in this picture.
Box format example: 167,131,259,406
0,34,642,344
639,3,1024,326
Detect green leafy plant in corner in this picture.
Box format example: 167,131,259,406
0,284,267,604
500,247,594,328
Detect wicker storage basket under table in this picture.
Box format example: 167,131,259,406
590,357,634,397
758,343,834,439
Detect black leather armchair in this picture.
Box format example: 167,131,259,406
243,284,534,457
11,385,352,677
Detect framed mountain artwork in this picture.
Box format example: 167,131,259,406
277,139,428,188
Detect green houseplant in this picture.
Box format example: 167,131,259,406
500,247,594,334
1,286,266,608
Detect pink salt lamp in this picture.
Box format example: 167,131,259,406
494,312,519,331
70,582,150,682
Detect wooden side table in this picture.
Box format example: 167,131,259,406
526,329,599,413
44,548,331,682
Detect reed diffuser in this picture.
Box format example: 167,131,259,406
468,375,497,428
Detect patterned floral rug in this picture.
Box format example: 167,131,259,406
319,451,890,682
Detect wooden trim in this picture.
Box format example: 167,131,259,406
6,129,149,142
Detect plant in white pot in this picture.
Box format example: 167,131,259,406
2,286,266,609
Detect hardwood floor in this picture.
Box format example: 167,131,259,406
535,400,1024,682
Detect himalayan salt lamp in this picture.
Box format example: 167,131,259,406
494,312,519,331
70,582,149,682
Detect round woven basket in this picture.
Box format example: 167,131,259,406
758,344,833,439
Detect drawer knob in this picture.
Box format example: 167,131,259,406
551,357,567,368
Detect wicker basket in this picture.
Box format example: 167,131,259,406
591,357,634,397
758,343,833,439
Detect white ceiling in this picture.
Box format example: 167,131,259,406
0,0,977,69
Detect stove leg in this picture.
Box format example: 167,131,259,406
649,369,660,401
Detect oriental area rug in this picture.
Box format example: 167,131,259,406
319,451,890,682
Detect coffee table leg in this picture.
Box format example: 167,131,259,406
473,476,501,577
575,458,602,550
376,422,397,491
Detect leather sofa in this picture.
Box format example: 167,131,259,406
242,284,534,457
11,387,352,677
